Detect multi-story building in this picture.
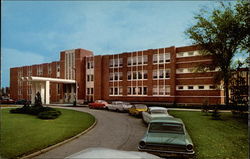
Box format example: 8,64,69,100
10,45,224,105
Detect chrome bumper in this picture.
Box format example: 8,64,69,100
138,146,195,157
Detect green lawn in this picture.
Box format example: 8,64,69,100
169,110,248,159
0,108,95,159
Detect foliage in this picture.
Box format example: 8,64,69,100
37,110,62,119
201,98,209,115
211,106,221,120
185,1,250,106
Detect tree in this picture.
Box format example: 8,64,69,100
185,1,250,106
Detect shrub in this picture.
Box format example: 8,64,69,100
10,105,61,120
38,110,61,119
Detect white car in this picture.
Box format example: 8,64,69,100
66,147,161,158
142,107,173,124
106,101,132,112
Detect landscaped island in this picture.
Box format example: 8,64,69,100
0,108,95,158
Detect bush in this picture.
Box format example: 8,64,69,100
10,105,61,120
38,110,61,119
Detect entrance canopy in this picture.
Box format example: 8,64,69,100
21,76,76,104
21,76,76,83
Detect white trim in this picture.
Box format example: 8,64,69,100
23,76,76,83
176,59,212,64
177,77,213,79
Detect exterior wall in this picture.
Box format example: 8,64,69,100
10,45,223,105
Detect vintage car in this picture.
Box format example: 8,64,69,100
0,98,16,104
106,101,132,112
88,100,108,109
16,99,31,105
66,147,161,158
128,104,148,116
138,117,195,158
142,107,173,124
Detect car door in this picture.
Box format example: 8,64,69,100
143,109,151,124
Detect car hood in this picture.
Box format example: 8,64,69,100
145,132,187,146
151,114,173,118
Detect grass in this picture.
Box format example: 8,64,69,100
169,110,248,159
0,108,95,159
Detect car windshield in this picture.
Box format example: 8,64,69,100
149,122,184,134
135,104,147,109
151,110,167,114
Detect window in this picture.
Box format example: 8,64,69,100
48,65,52,75
177,52,184,57
198,86,204,89
210,85,215,89
127,87,132,95
143,55,148,64
153,85,158,95
133,72,137,79
188,51,194,56
153,53,170,63
188,68,194,73
128,86,147,95
188,86,193,89
127,57,132,66
153,54,158,63
127,71,131,80
110,86,123,95
143,70,148,79
177,68,184,73
56,63,60,77
138,71,143,79
153,70,158,79
153,69,170,79
178,86,183,90
109,73,113,81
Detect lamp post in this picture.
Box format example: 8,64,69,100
72,67,77,106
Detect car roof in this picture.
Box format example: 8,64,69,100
149,107,168,110
150,117,183,124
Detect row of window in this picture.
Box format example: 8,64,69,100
176,85,216,90
109,53,171,68
109,69,170,81
176,51,200,57
17,64,60,78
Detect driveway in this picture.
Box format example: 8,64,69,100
34,106,147,158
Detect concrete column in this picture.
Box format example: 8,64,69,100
45,81,50,104
31,82,36,104
71,84,75,102
41,82,45,104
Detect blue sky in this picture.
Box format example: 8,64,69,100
1,1,245,87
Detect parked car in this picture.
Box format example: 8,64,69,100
138,117,195,158
0,98,15,104
16,99,31,105
66,147,161,158
142,107,173,124
106,101,132,112
128,104,148,117
88,100,108,109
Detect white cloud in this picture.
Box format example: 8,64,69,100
2,48,46,87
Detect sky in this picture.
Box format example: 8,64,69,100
1,1,246,87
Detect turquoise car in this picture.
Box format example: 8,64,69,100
138,117,195,158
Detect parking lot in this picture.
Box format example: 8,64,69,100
34,106,147,158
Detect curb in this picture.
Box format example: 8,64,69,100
20,117,97,159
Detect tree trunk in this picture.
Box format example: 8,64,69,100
224,77,230,106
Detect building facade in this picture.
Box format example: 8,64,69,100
10,45,224,105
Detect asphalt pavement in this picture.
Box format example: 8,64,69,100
34,106,147,158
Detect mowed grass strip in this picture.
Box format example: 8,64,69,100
0,108,95,158
169,110,248,159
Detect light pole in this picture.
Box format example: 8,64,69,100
72,67,77,106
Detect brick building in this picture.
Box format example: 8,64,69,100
10,45,224,105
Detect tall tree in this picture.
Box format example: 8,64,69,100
185,1,249,106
